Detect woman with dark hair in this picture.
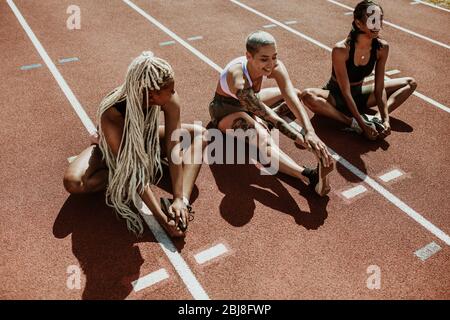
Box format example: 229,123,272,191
301,0,417,140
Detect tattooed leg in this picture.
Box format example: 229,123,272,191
231,117,254,131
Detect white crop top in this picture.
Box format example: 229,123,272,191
219,56,256,99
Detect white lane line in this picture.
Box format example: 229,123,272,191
160,40,176,46
415,242,442,261
341,185,367,199
410,1,420,5
9,0,209,301
194,243,228,265
123,0,222,73
263,24,277,28
20,63,42,70
327,0,450,50
284,20,298,25
344,11,353,15
7,0,97,135
187,36,203,41
379,169,404,183
131,268,169,292
413,91,450,113
230,0,450,114
411,0,450,13
125,0,450,246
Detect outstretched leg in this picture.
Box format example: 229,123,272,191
217,111,332,196
301,88,352,126
259,88,334,196
63,144,108,194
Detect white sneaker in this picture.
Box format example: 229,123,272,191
341,118,363,134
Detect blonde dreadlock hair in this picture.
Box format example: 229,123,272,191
97,51,174,236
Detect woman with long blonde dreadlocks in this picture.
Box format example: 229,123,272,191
63,51,207,238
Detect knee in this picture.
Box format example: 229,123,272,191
406,77,417,91
63,172,83,194
300,89,318,108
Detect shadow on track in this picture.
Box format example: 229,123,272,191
54,193,155,300
310,114,413,182
207,126,330,230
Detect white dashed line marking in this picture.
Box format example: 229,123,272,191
159,40,176,46
263,24,277,28
284,20,297,25
131,268,169,292
379,169,404,183
415,242,442,261
59,57,79,64
385,69,401,76
187,36,203,41
194,243,228,265
20,63,42,70
341,185,368,199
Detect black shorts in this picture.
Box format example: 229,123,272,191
323,78,374,117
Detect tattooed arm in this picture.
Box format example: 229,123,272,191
236,86,306,145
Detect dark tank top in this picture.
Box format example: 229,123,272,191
333,38,380,83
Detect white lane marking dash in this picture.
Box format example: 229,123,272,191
284,20,297,25
59,57,79,64
342,185,367,199
20,63,42,70
187,36,203,41
263,24,277,28
379,169,404,182
132,268,169,292
415,242,441,261
160,40,176,46
194,244,228,265
385,69,401,76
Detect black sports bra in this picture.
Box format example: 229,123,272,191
333,38,380,83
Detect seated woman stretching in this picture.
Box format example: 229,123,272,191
302,0,417,140
209,30,334,196
63,52,206,237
